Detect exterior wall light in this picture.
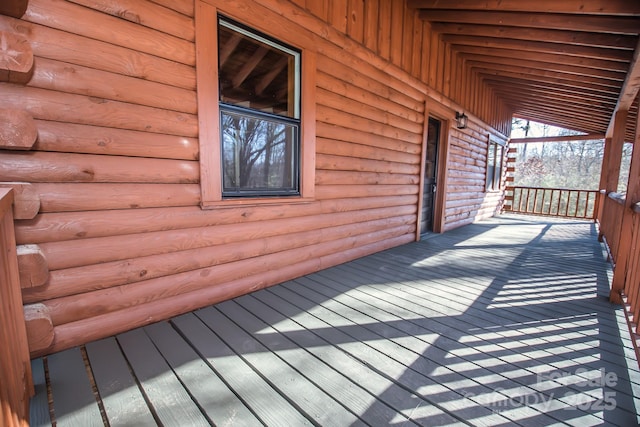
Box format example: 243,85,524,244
455,112,468,129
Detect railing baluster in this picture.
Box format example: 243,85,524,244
505,186,598,220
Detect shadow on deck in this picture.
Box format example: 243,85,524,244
30,215,640,426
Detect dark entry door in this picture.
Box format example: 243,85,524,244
421,117,440,234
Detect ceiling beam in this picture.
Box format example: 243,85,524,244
451,45,629,72
444,34,632,62
606,37,640,137
510,133,606,143
474,71,619,99
431,23,638,50
485,79,616,106
467,61,622,92
409,0,640,16
417,10,640,34
459,53,626,82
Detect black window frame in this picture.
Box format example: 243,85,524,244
217,16,302,199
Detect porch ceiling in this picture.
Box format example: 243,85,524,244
408,0,640,141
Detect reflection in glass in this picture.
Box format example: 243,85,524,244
221,110,297,196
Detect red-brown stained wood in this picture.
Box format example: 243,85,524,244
0,0,28,18
0,85,198,137
42,227,414,328
376,0,391,59
0,109,36,150
0,0,511,358
25,0,195,65
37,206,414,271
23,303,54,354
17,244,48,288
47,234,414,356
329,0,348,33
34,120,199,160
0,182,39,219
0,16,196,90
0,31,33,76
23,219,415,302
347,0,364,44
27,57,197,114
0,151,199,183
0,188,33,425
68,0,195,41
33,183,201,213
149,0,193,17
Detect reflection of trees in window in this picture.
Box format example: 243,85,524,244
221,111,296,194
486,142,504,191
218,18,300,198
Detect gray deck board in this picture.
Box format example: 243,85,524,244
46,348,103,426
173,312,312,426
31,215,640,426
85,337,157,426
116,328,211,426
143,321,262,427
28,358,51,427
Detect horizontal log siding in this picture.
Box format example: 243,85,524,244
0,0,509,355
443,121,508,231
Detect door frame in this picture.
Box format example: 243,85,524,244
416,103,451,240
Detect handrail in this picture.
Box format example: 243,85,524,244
0,188,33,427
608,192,626,204
506,186,598,219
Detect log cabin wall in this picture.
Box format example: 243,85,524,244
0,0,512,355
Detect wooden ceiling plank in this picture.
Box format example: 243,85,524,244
417,10,640,34
477,73,619,100
615,38,640,112
452,45,630,72
489,85,615,112
460,53,627,82
408,0,640,15
431,23,638,50
444,34,632,62
461,54,625,84
467,61,622,92
606,37,640,137
487,81,616,106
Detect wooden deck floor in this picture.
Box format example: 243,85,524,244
29,215,640,426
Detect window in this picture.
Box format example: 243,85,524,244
219,19,300,197
486,140,504,191
195,2,315,208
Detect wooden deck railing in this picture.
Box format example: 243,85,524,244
599,187,640,367
506,186,599,219
0,189,33,427
599,192,626,264
622,203,640,339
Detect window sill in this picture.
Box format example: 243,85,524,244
201,197,315,210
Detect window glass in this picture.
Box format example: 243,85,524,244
221,109,298,195
218,19,299,119
487,143,496,190
218,18,301,197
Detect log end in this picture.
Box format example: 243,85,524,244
0,1,28,18
0,109,37,150
24,304,54,356
0,182,40,219
0,31,34,75
17,244,49,288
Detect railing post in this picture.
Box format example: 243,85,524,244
610,108,640,303
0,189,33,427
